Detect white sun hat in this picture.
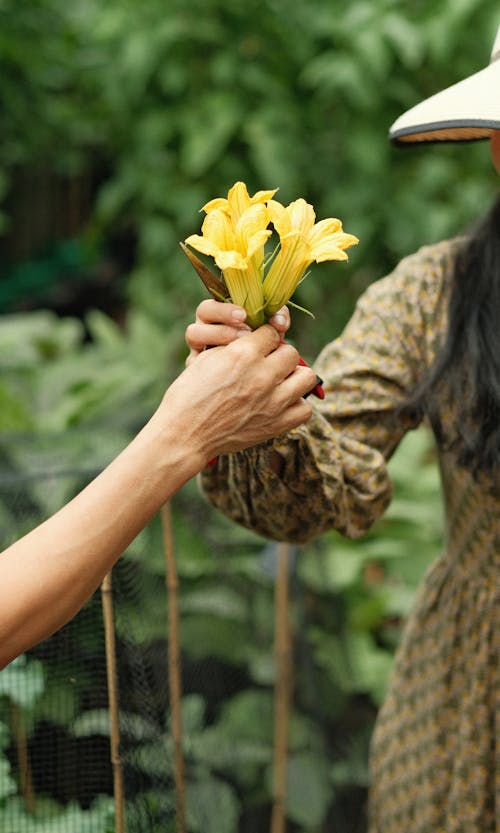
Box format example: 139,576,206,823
389,24,500,144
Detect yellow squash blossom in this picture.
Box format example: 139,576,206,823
202,180,278,224
263,198,359,316
184,182,358,328
184,201,272,328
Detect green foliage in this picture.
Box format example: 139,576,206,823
2,0,500,351
0,656,45,710
0,719,17,802
0,656,113,830
0,796,114,833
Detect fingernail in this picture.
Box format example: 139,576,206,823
231,308,247,322
273,314,286,326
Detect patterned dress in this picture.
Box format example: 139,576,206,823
200,238,499,832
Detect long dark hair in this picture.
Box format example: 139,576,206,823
409,195,500,477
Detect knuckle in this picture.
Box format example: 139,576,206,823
197,299,223,322
302,401,313,420
269,325,281,346
218,324,239,344
233,335,258,359
305,367,317,387
287,401,312,429
228,341,253,370
259,323,279,347
196,300,210,319
284,343,299,362
185,322,198,345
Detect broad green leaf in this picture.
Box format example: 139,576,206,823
73,709,158,742
283,751,331,828
0,383,32,431
180,694,206,735
0,656,45,709
180,587,247,621
186,774,240,833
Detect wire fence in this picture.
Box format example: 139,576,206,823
0,433,310,833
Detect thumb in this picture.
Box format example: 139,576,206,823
245,324,281,356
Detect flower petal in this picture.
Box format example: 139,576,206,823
310,232,359,262
267,199,290,237
250,188,279,204
288,198,315,235
277,230,311,268
215,250,248,270
247,229,272,259
202,197,229,214
236,203,269,241
308,217,343,247
184,234,219,258
335,232,359,250
202,209,236,250
313,245,349,262
227,181,252,222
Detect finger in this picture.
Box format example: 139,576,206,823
257,397,314,442
186,321,251,352
196,299,247,325
267,306,291,335
278,398,313,432
243,323,281,357
277,364,318,401
263,341,301,381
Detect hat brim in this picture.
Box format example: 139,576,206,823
389,61,500,145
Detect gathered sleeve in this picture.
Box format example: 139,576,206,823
199,241,455,543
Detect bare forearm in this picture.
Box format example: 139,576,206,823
0,415,202,668
0,324,315,668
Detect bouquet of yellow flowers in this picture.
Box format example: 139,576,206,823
183,181,358,329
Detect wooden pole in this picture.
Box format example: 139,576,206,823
270,544,294,833
101,571,126,833
9,700,36,813
160,502,187,833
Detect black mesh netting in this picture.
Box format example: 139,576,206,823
0,432,179,832
0,430,374,833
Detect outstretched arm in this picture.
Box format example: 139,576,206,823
0,325,315,668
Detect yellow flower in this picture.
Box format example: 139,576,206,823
263,198,359,315
184,201,272,328
202,181,278,224
183,182,359,329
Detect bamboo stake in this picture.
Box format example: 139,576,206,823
160,502,187,833
9,700,36,813
101,571,126,833
270,543,294,833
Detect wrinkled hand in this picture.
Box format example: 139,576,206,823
185,300,291,363
159,324,315,464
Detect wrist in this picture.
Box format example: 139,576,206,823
141,409,208,488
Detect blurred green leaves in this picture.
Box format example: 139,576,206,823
2,0,499,350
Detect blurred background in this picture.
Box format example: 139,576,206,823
0,1,499,831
